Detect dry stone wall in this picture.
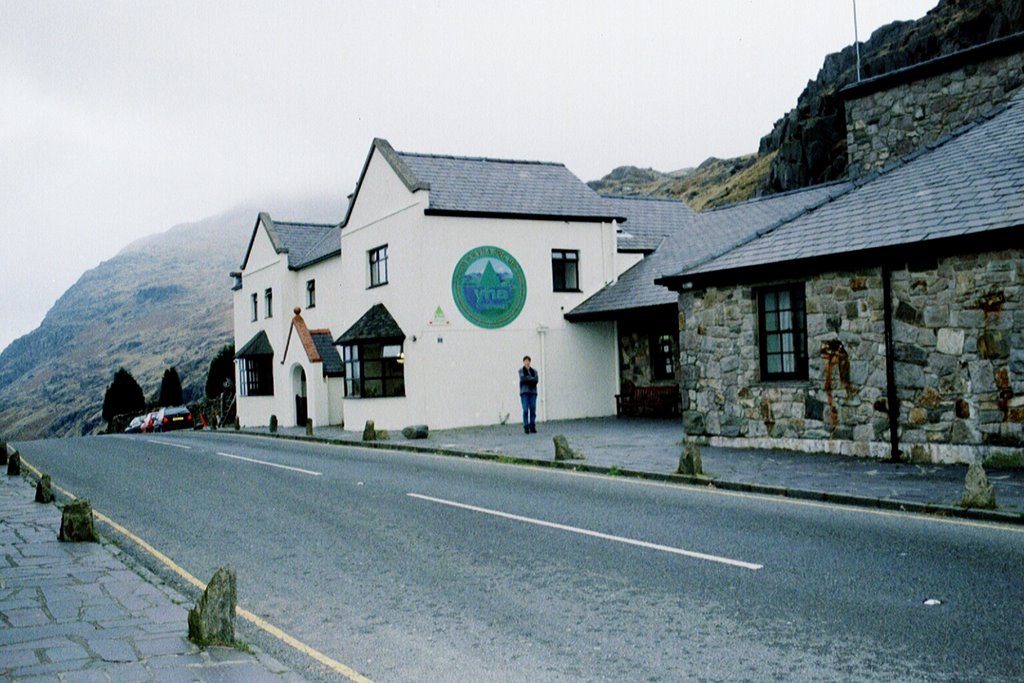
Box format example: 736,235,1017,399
678,249,1024,464
845,49,1024,179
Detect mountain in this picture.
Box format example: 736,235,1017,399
591,0,1024,208
0,196,340,441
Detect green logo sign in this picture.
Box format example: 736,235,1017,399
451,246,527,328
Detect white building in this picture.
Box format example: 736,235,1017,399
232,138,689,431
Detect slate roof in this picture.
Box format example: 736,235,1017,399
354,138,625,222
335,303,406,344
235,330,273,358
311,332,343,377
667,86,1024,284
240,213,340,271
566,182,851,320
605,196,698,253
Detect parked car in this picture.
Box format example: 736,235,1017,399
141,411,160,433
124,415,146,433
153,406,195,432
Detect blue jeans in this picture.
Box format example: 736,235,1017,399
521,393,537,429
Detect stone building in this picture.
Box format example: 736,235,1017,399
657,43,1024,465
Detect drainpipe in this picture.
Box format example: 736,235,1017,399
537,324,548,423
882,264,902,462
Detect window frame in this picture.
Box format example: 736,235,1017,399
264,288,273,319
238,356,274,396
368,245,389,288
250,292,258,322
341,340,404,398
756,283,808,382
306,279,316,308
551,249,580,292
650,333,676,381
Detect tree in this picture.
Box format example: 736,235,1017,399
102,367,146,425
158,367,183,407
205,344,235,399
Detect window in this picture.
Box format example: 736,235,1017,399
552,249,579,291
650,333,676,380
342,342,404,398
238,357,274,396
757,284,808,381
264,288,273,318
369,245,388,287
250,293,258,322
306,279,316,308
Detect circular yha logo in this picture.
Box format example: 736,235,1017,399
451,246,527,329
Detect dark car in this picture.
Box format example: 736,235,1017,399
124,415,146,433
153,406,195,432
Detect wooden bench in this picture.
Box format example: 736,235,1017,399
615,383,681,417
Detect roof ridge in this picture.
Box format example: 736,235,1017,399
701,178,851,213
396,149,565,167
603,195,690,203
274,220,339,229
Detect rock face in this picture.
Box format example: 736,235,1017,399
960,462,997,508
35,474,55,503
59,499,99,542
553,434,583,461
678,443,703,476
402,425,429,439
6,446,20,476
188,566,237,647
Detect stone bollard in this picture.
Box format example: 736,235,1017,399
35,474,55,503
402,425,429,439
363,420,376,441
234,417,240,431
269,414,278,433
188,566,237,647
305,419,314,437
59,499,99,542
553,434,583,461
7,446,20,476
960,462,997,509
0,441,7,466
677,443,703,476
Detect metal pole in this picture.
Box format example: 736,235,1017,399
853,0,862,82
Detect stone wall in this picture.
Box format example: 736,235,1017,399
845,48,1024,179
678,249,1024,464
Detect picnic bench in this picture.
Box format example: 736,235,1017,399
615,382,681,417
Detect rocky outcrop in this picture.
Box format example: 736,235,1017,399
188,566,237,647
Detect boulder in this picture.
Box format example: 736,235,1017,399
188,566,237,647
6,446,20,476
269,414,278,433
234,417,240,431
305,419,314,437
678,443,703,476
402,425,429,439
35,474,55,503
960,462,997,509
59,499,99,542
553,434,583,461
363,420,376,441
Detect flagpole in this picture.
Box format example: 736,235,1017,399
853,0,862,82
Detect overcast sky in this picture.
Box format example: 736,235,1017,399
1,0,937,354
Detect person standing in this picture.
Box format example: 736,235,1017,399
519,355,538,434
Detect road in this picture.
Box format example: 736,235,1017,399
15,432,1024,682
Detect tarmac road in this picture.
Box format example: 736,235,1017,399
16,432,1024,682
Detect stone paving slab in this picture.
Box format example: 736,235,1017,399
0,471,303,682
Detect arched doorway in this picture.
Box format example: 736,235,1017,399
292,365,308,427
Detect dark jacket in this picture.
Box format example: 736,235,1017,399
519,366,538,395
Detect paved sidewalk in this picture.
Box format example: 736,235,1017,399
0,471,302,682
258,416,1024,522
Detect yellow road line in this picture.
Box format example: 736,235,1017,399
19,458,373,683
